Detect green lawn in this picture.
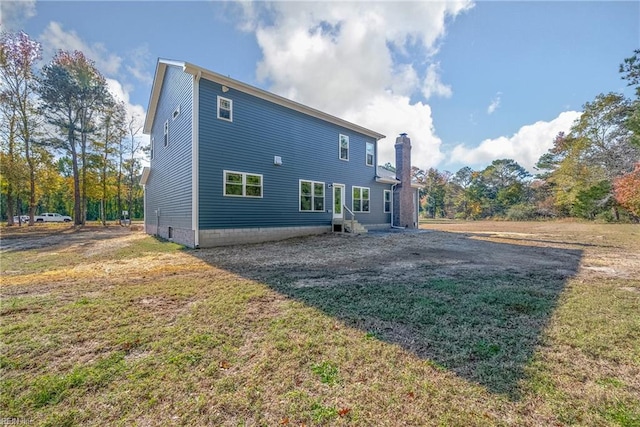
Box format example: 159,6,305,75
1,222,639,426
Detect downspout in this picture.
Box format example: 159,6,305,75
390,183,405,229
192,70,201,248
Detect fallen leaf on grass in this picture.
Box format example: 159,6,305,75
338,407,351,417
219,360,230,370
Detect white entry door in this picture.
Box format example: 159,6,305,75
333,184,345,220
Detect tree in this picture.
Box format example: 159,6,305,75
537,94,640,219
94,100,126,225
619,50,640,148
620,49,640,98
0,31,42,225
125,114,143,223
614,162,640,219
39,50,111,225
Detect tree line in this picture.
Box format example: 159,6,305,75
1,31,145,226
411,51,640,222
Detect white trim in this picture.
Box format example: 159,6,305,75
352,186,370,213
333,183,345,220
339,134,349,161
223,170,263,198
299,179,325,212
366,141,374,167
383,189,391,213
144,59,385,140
217,95,233,122
192,71,201,248
140,166,150,186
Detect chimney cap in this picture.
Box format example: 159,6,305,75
399,132,408,137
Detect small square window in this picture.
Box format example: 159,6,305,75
172,105,180,120
218,96,233,122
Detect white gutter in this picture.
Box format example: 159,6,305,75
192,70,201,248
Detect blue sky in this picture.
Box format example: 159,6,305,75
2,0,638,173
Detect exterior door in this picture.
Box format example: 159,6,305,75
333,184,344,220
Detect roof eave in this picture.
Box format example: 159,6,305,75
181,62,386,141
143,59,187,134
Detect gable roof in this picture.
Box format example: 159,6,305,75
143,59,386,141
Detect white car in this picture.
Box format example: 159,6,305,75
12,215,30,223
34,213,72,222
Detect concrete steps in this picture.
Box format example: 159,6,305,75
333,218,368,234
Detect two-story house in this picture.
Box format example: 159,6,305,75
141,59,418,247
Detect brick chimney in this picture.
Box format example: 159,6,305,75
393,133,416,228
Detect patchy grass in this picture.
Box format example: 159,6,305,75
1,222,638,425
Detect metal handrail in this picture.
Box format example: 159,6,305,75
343,204,356,233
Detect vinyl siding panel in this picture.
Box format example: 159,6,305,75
144,65,193,236
198,78,391,229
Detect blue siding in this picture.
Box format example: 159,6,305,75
145,66,193,231
198,79,391,229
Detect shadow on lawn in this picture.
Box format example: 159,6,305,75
196,230,582,398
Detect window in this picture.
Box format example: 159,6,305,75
172,105,180,120
217,96,233,122
224,171,262,198
150,137,154,160
352,186,370,213
163,120,169,147
339,134,349,161
300,180,325,211
366,142,374,166
384,190,391,213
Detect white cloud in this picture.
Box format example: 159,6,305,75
126,44,153,85
39,21,122,76
0,0,36,32
450,110,581,172
106,78,150,164
422,63,452,100
345,94,445,171
239,1,473,170
487,92,501,114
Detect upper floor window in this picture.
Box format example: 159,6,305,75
163,120,169,147
172,105,180,120
384,190,391,213
224,170,262,198
300,180,325,212
218,96,233,122
366,142,374,166
339,134,349,161
353,186,370,213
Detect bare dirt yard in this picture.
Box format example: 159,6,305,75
1,221,639,426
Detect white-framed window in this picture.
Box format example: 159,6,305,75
163,120,169,147
366,142,374,166
150,137,154,160
217,96,233,122
173,105,180,120
300,180,325,212
352,186,370,213
224,170,262,198
384,190,391,213
339,134,349,161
